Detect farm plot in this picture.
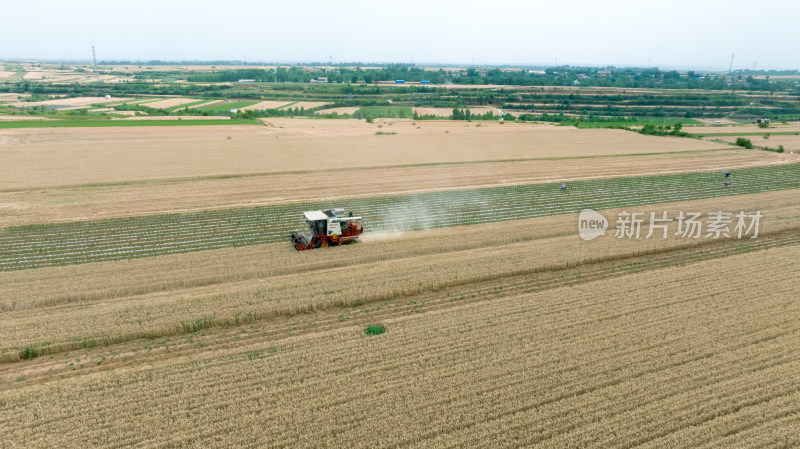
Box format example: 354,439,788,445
9,96,128,109
3,187,799,323
1,163,800,271
190,100,259,113
111,115,232,121
183,99,222,109
240,100,292,111
0,124,727,190
315,106,360,115
277,101,329,110
141,98,201,109
4,224,800,387
687,124,800,134
0,119,257,130
2,148,784,227
713,134,800,152
2,196,799,362
1,245,799,448
0,115,51,121
358,105,413,118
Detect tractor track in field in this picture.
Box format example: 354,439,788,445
3,228,799,389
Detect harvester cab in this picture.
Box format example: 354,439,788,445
291,208,363,250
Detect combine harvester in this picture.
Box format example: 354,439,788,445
291,208,363,250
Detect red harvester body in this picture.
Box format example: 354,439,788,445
291,208,363,250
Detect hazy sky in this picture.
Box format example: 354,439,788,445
2,0,797,70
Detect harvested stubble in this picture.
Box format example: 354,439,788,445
2,148,787,227
2,163,800,271
714,134,800,152
1,245,798,448
279,101,329,110
687,124,800,134
140,98,201,109
0,123,725,190
238,100,291,111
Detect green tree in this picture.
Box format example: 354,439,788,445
735,137,754,149
275,67,288,82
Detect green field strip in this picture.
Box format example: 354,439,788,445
190,100,259,113
358,105,414,118
164,99,210,112
2,163,800,271
135,98,167,105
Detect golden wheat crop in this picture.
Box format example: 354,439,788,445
2,192,799,362
1,245,798,448
1,118,798,447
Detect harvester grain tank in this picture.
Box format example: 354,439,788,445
291,208,363,250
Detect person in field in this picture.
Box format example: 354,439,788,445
561,183,567,191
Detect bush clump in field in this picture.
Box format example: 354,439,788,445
364,324,386,336
20,346,38,360
762,145,785,153
375,131,397,135
735,137,754,149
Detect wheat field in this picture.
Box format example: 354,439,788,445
2,148,788,227
1,245,798,448
0,121,728,190
1,119,799,447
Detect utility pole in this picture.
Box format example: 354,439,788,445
91,45,99,82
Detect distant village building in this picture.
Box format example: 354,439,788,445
310,77,328,83
753,118,771,124
238,79,255,83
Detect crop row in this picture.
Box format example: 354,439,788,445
1,163,800,270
